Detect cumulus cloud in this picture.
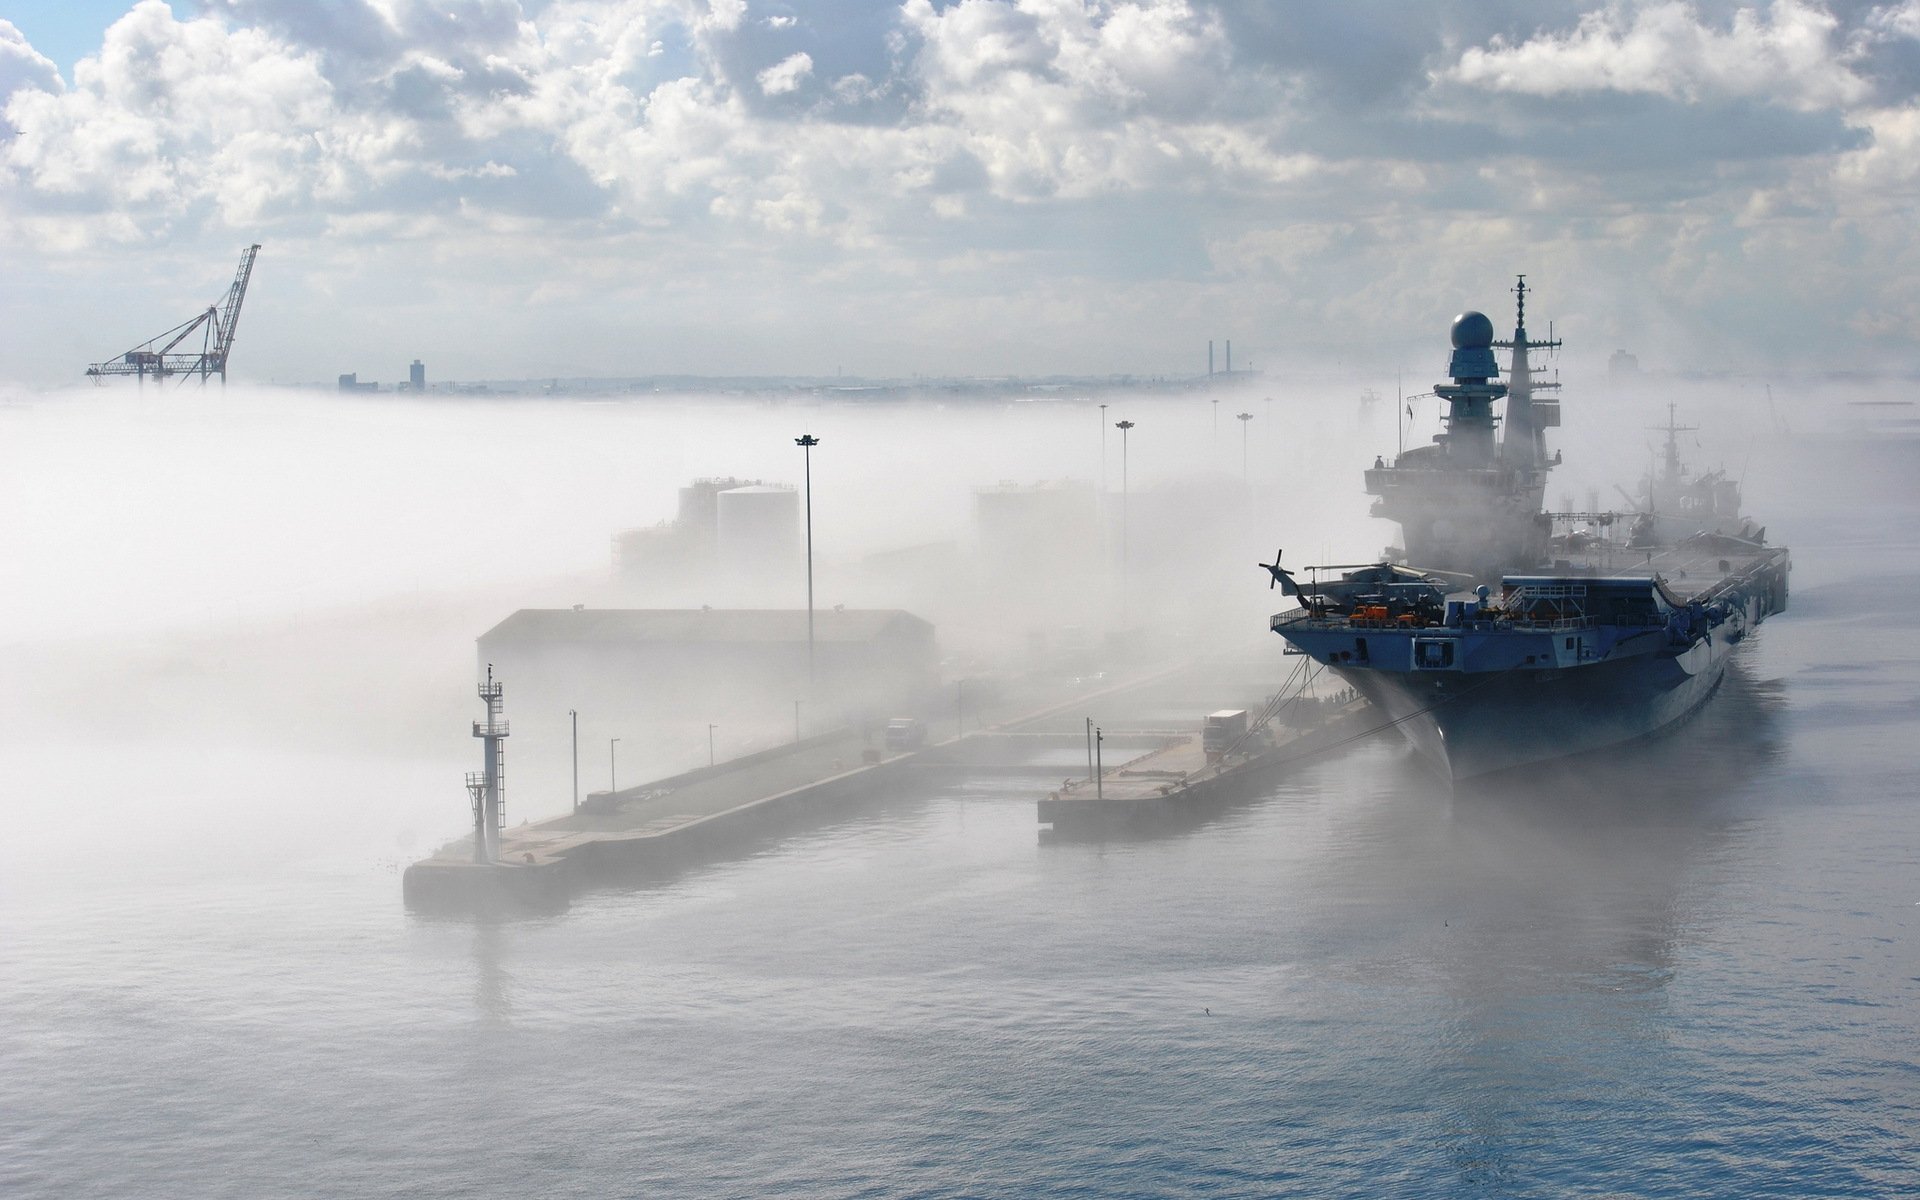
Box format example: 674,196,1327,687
0,20,63,104
1865,0,1920,39
3,0,1920,379
698,0,748,35
897,0,1288,200
1446,0,1869,111
4,1,338,232
757,51,813,95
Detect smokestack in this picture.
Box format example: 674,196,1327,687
1226,340,1232,374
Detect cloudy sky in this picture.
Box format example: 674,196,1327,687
2,0,1917,385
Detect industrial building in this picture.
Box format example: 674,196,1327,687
477,607,938,726
613,477,799,589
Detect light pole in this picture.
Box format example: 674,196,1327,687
795,433,820,691
1237,411,1254,486
708,723,718,767
609,736,620,794
1115,418,1134,622
794,698,804,743
1095,726,1104,800
1212,395,1219,439
1085,716,1094,782
569,708,578,811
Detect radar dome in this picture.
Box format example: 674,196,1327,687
1451,311,1494,349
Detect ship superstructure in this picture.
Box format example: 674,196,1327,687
1265,282,1789,780
1365,278,1561,580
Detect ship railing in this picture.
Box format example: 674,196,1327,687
472,721,511,738
1500,615,1596,632
1506,583,1589,599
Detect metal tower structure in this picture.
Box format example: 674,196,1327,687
467,665,510,863
1652,401,1699,493
86,244,261,385
1493,274,1563,469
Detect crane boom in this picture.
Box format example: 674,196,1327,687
216,244,259,365
86,244,262,385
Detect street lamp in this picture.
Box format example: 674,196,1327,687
1114,418,1135,620
708,723,718,767
609,736,620,794
795,433,821,691
1236,411,1254,485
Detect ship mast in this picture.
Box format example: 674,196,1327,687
1493,274,1562,470
1655,402,1697,489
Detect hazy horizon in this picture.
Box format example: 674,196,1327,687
7,1,1920,387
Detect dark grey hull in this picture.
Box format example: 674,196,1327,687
1332,632,1734,780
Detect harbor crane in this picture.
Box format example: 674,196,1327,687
86,244,260,385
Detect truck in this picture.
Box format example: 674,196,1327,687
884,717,925,752
1202,709,1251,763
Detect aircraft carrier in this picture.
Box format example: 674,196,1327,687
1262,280,1790,780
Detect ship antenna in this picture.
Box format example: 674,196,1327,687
1513,273,1527,334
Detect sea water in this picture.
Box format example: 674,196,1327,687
1,400,1915,1198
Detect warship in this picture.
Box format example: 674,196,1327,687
1262,279,1789,779
1623,404,1767,546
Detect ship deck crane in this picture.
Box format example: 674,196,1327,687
86,244,260,385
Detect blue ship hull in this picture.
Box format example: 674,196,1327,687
1271,547,1788,781
1333,631,1728,779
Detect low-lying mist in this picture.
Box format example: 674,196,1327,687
0,371,1895,893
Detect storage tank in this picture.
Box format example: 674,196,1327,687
716,484,799,574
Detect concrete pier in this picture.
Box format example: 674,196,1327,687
1036,698,1381,834
403,662,1384,914
403,728,916,915
404,665,1198,915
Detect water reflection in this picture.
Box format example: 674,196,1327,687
1358,658,1790,1183
471,921,512,1023
1415,657,1787,984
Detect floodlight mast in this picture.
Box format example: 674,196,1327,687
86,244,261,386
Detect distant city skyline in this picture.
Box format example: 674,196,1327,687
4,1,1920,387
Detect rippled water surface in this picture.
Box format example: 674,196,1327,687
3,421,1917,1198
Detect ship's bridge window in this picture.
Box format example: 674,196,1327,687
1413,639,1454,669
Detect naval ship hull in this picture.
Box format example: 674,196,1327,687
1270,543,1788,782
1331,633,1728,780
